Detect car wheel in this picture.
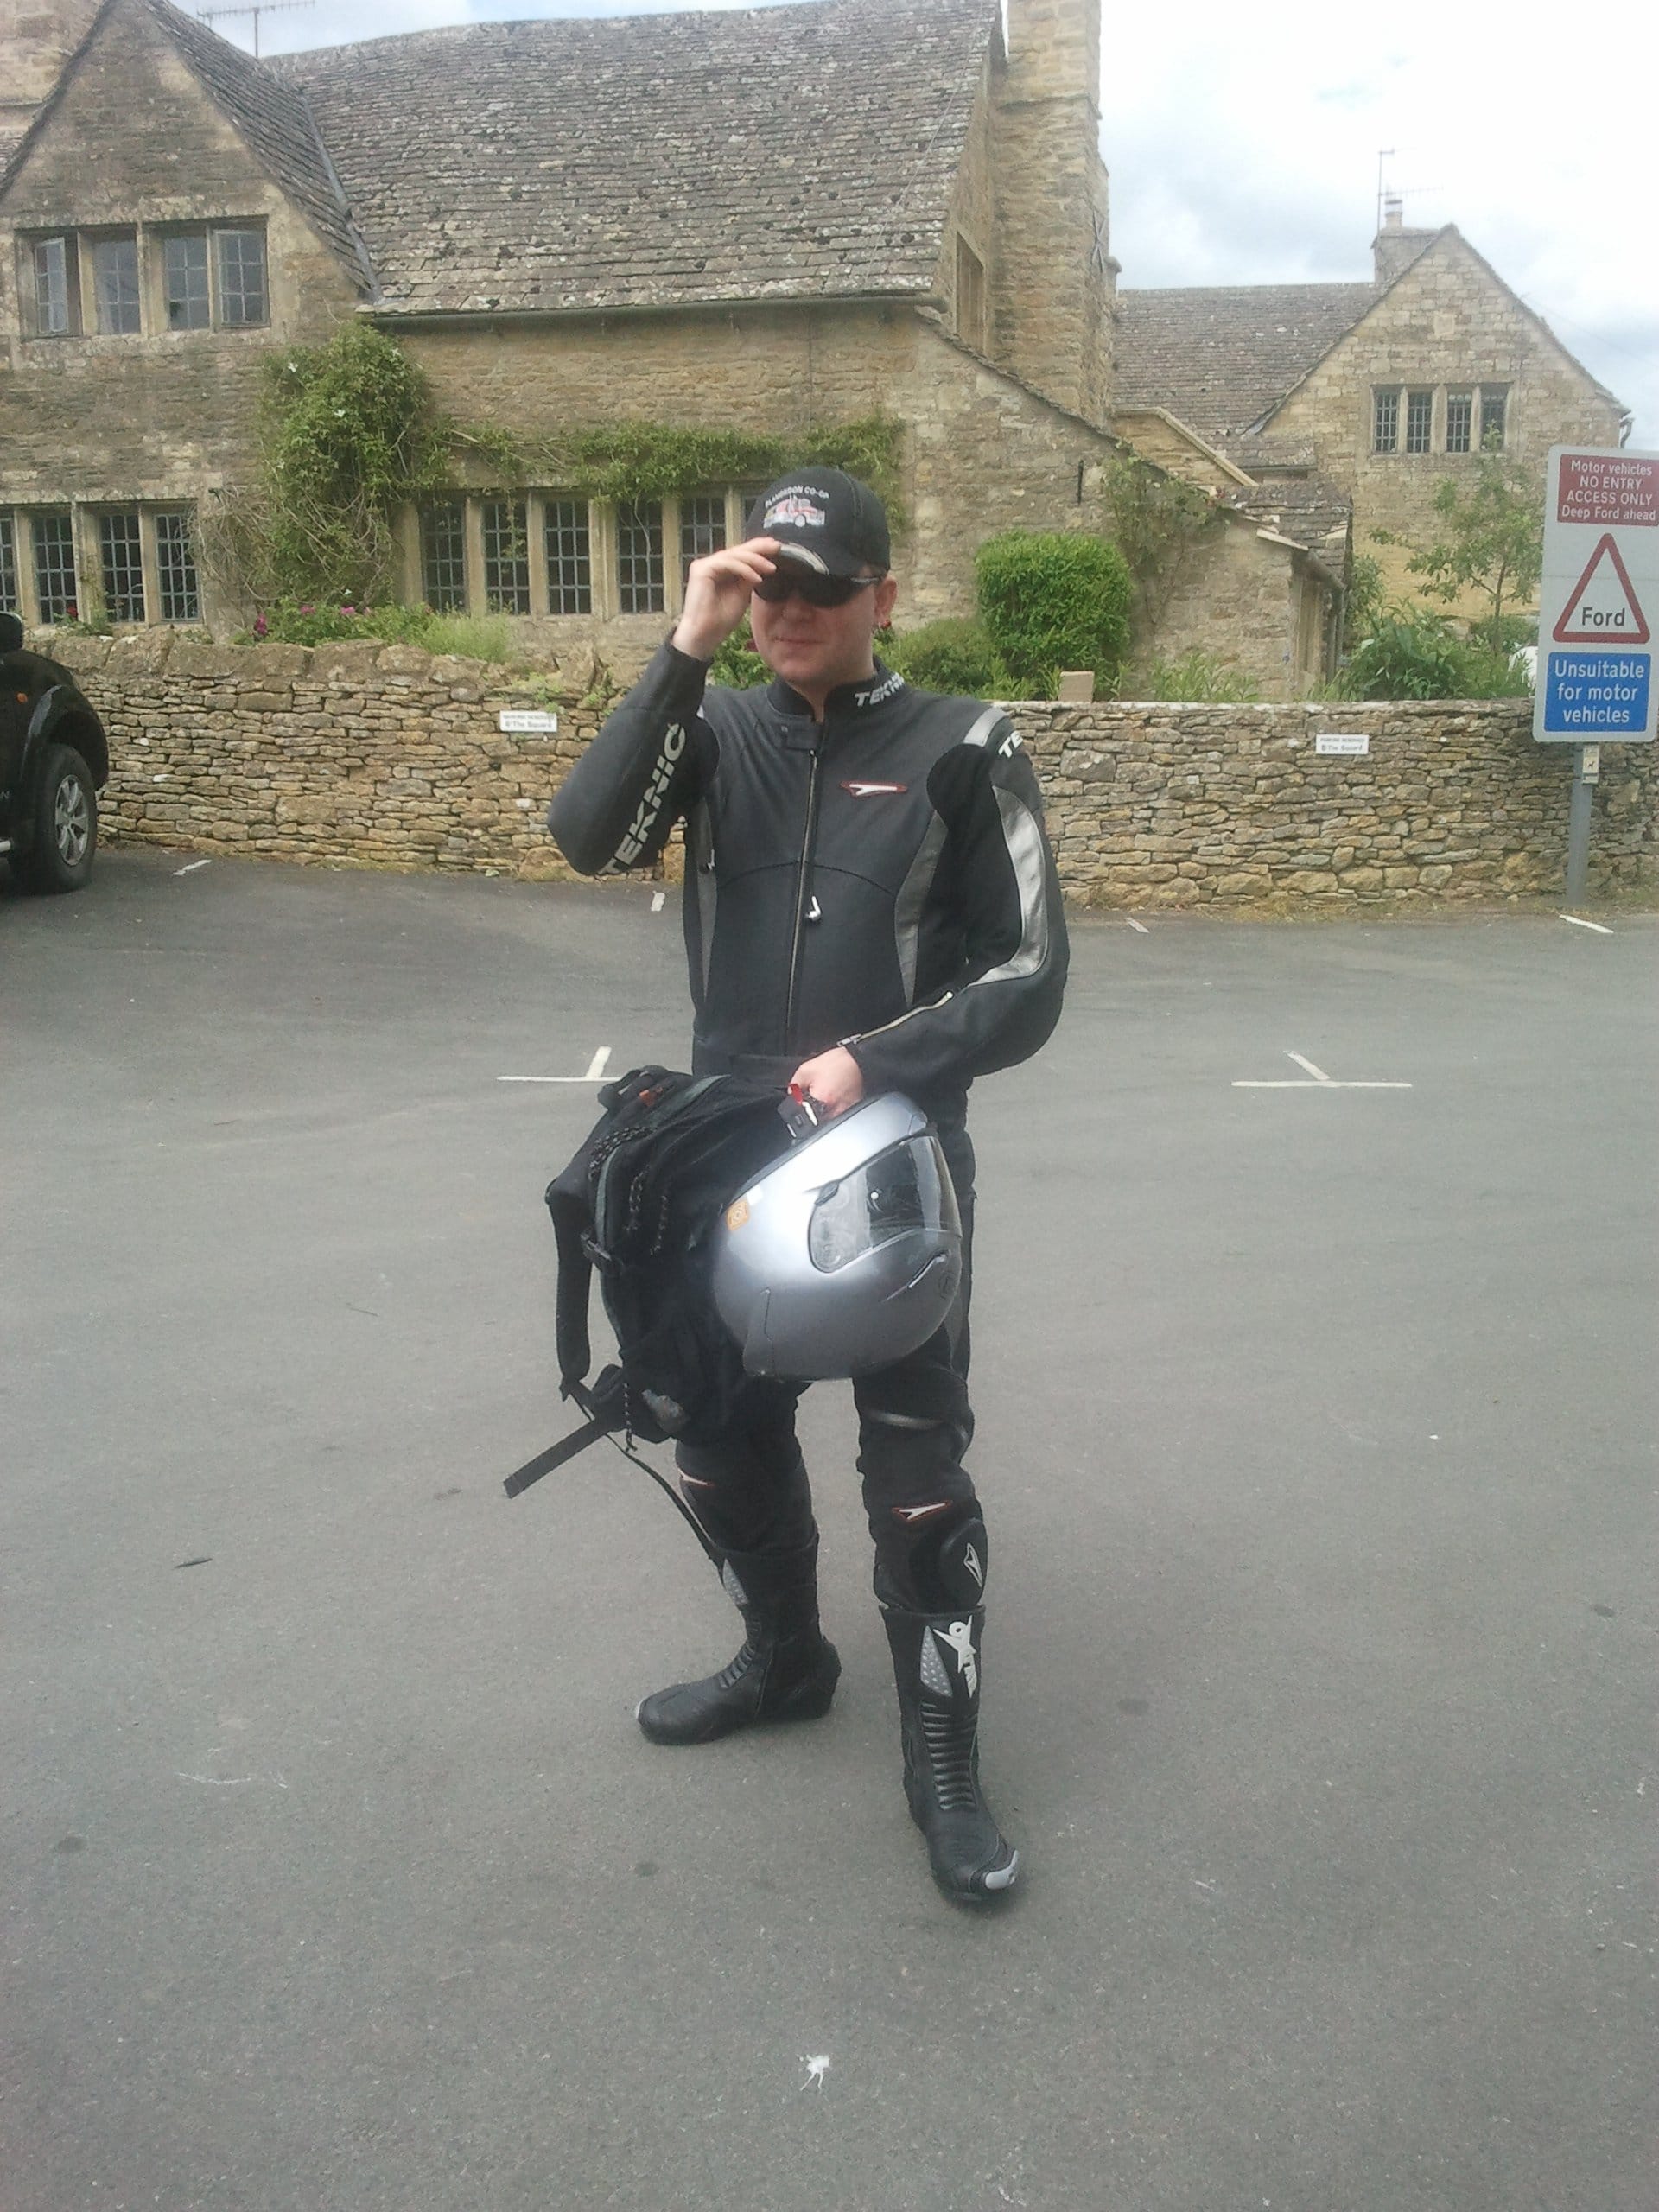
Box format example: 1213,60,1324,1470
20,741,98,893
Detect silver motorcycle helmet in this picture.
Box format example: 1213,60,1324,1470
709,1093,963,1379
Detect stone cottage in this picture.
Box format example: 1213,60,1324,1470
0,0,1345,696
1115,205,1630,621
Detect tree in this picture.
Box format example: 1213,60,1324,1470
1400,449,1544,652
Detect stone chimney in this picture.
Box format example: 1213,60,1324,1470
991,0,1112,426
0,0,102,162
1372,199,1440,289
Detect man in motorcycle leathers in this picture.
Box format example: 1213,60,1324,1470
547,470,1067,1902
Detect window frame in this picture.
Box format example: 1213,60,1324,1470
616,498,665,615
97,508,147,622
88,230,142,336
213,225,270,329
162,230,213,331
0,512,18,615
1445,391,1473,455
23,233,79,336
1404,387,1434,454
31,510,79,625
1372,387,1401,454
1479,387,1509,453
543,495,594,615
154,510,200,623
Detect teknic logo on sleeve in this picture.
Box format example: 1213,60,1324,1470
613,723,686,867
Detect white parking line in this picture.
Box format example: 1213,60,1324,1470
1234,1050,1412,1090
174,859,212,876
498,1046,613,1085
652,891,666,912
1124,916,1150,935
1558,912,1614,935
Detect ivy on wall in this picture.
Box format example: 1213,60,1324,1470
204,324,906,613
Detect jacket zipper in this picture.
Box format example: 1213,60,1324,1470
783,728,824,1051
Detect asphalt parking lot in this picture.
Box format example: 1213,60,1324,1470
4,849,1656,2212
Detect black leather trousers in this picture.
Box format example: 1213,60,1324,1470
674,1121,982,1612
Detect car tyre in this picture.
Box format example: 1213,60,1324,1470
19,741,98,893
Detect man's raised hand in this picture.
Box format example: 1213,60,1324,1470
672,537,781,663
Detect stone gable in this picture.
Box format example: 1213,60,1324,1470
1268,229,1628,603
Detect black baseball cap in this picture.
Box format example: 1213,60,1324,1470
747,468,891,578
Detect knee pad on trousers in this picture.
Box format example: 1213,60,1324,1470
874,1506,988,1615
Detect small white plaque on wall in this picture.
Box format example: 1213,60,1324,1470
1315,732,1370,756
499,709,559,734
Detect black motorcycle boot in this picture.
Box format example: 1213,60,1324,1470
881,1604,1019,1901
636,1541,841,1746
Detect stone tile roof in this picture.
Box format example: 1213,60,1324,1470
143,0,369,287
1114,283,1378,445
1223,471,1351,574
269,0,998,316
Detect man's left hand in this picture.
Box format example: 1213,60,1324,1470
788,1046,865,1117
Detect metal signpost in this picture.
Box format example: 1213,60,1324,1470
1535,447,1659,902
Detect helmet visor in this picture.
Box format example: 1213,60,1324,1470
808,1138,939,1273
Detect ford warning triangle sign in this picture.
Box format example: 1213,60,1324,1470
1552,532,1650,645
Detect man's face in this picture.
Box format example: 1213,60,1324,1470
749,563,900,702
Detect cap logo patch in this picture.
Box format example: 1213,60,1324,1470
764,493,828,531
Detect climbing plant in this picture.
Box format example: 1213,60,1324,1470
1103,454,1219,623
205,320,907,615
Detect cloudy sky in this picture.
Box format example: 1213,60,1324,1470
245,0,1657,444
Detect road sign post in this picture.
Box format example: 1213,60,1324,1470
1536,448,1657,899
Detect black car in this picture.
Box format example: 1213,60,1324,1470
0,610,110,893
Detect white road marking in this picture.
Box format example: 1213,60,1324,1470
177,1771,289,1789
1558,912,1614,934
651,891,666,912
174,858,212,876
1235,1050,1412,1090
497,1045,613,1085
1124,916,1150,935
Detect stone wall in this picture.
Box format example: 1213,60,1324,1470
48,632,1654,905
61,631,599,877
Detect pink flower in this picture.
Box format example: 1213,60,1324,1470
253,614,269,639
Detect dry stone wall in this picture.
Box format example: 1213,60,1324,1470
46,632,1655,905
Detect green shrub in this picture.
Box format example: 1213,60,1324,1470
974,531,1132,699
245,601,518,660
1337,606,1532,700
709,618,769,690
882,617,995,696
1138,649,1261,702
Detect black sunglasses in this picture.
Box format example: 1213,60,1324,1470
753,569,883,609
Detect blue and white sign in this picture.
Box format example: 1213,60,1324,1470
1536,447,1658,743
1542,652,1649,734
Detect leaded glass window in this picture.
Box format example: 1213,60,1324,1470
92,235,141,334
679,493,726,583
544,499,592,614
1445,391,1473,454
1372,389,1400,454
1480,390,1508,451
156,512,200,621
215,228,268,327
0,515,17,615
31,237,73,334
1405,389,1433,454
164,233,211,329
99,511,145,622
482,499,530,614
33,512,78,624
618,499,664,614
421,501,467,613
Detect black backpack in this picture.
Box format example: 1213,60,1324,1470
505,1065,794,1513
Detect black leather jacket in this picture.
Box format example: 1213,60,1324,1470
547,642,1068,1113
